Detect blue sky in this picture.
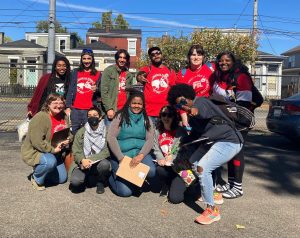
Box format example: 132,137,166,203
1,0,300,55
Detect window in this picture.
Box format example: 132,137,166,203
288,55,295,68
59,39,66,52
128,39,137,56
9,59,18,84
268,64,278,73
91,39,97,44
30,39,36,44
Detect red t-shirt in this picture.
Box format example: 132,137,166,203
158,130,176,156
72,70,100,109
50,114,66,137
139,65,176,117
117,71,127,110
176,63,214,97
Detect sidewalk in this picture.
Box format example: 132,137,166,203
0,132,299,238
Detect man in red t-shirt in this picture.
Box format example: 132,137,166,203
66,48,101,134
137,47,176,121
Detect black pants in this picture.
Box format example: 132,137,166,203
156,166,200,204
70,159,110,188
227,130,248,184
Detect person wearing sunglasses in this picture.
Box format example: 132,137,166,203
153,105,197,203
136,46,176,122
100,49,133,125
167,84,243,225
65,48,101,135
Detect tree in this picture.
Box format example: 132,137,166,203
4,36,12,43
36,20,67,33
92,11,129,30
71,32,84,45
136,29,258,71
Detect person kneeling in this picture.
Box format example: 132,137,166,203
69,107,110,194
167,84,243,225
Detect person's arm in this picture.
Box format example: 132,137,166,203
72,128,85,165
139,119,154,156
235,73,252,109
152,129,165,161
65,69,77,109
136,66,150,84
100,68,113,113
107,115,124,161
29,113,55,154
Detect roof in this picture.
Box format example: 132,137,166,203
257,50,286,61
281,45,300,55
88,28,141,34
74,41,116,51
0,39,45,49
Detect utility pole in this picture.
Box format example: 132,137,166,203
251,0,258,75
47,0,56,72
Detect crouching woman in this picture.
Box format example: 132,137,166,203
69,107,111,194
21,93,70,191
167,84,243,225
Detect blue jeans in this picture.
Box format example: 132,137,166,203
33,153,67,186
108,154,156,197
70,108,88,135
191,142,242,206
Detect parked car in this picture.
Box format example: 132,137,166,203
266,93,300,141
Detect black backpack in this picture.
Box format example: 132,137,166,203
209,93,255,131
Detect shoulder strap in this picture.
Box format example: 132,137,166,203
181,68,187,76
205,61,214,72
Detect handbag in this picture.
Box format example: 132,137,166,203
17,118,30,142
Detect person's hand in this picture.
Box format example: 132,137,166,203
65,108,71,116
130,154,144,168
157,159,166,166
137,72,148,84
54,141,64,153
27,111,33,119
107,109,115,120
189,107,198,117
80,159,93,170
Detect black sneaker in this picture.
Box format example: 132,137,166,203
159,184,169,197
96,182,105,194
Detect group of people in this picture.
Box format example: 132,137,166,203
21,44,255,225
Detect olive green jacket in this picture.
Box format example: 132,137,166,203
100,64,133,112
21,111,70,167
68,125,110,178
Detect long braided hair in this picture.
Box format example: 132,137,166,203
115,88,151,131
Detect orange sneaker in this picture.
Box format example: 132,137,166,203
195,207,221,225
197,192,224,205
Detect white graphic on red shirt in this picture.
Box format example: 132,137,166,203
151,73,169,94
119,76,126,92
53,124,66,133
188,74,209,95
76,77,94,94
159,132,174,156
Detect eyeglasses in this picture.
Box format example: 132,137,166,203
161,112,173,118
150,51,161,57
175,98,188,109
82,48,93,54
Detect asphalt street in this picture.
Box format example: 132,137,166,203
0,131,299,238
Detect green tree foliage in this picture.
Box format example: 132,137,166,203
71,32,84,45
137,29,257,71
36,20,68,33
4,36,12,43
92,11,129,30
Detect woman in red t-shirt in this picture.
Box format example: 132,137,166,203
176,44,214,131
21,93,70,191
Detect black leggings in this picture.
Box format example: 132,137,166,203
156,166,200,204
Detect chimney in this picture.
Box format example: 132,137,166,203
0,32,4,45
105,25,110,33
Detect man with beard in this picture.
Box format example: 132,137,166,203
137,47,176,122
66,48,101,134
100,49,133,124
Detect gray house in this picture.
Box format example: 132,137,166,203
281,45,300,97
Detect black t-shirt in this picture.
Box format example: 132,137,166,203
38,76,65,111
189,97,243,144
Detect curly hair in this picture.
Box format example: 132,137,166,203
115,89,151,131
156,105,179,134
51,56,71,97
167,84,196,106
41,93,65,113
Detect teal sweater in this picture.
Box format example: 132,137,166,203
117,110,146,158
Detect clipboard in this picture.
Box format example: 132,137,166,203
116,156,150,187
51,128,70,147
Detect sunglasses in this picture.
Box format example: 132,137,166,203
175,98,188,109
161,112,173,118
150,51,161,57
82,48,93,54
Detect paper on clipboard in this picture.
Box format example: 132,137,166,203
116,156,150,187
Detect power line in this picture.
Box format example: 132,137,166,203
233,0,251,28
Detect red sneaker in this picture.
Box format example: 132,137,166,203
195,207,221,225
